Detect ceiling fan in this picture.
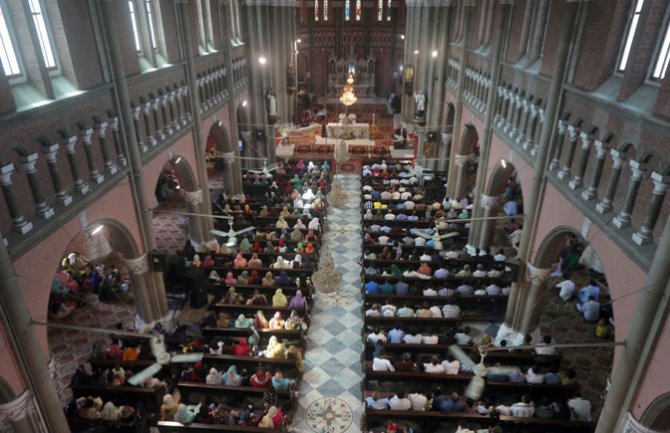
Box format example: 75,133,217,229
210,221,255,247
31,321,203,387
247,161,279,178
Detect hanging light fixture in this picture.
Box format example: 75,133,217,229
339,73,357,106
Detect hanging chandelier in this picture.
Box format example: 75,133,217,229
339,73,357,106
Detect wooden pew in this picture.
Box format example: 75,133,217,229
70,384,165,412
157,421,282,433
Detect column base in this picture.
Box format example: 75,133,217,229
57,194,73,206
581,189,597,201
464,244,478,257
117,155,127,167
632,229,652,245
557,169,570,180
75,182,90,195
90,173,104,184
612,214,630,229
595,200,612,214
548,160,559,171
37,205,55,219
13,220,33,234
106,164,119,175
568,177,583,190
494,323,526,346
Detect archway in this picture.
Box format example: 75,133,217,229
640,392,670,431
0,377,15,404
46,218,146,404
531,226,614,417
208,121,242,197
451,122,479,200
477,159,524,251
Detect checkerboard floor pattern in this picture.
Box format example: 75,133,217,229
291,174,364,433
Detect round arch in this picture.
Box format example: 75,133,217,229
0,377,15,404
237,102,251,133
640,392,670,431
457,122,479,155
169,155,198,192
486,159,517,196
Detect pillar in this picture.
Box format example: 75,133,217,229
548,119,568,171
131,105,148,153
182,189,208,246
19,153,54,219
108,115,128,167
568,131,592,189
581,139,607,201
142,99,158,147
221,152,237,196
151,95,166,142
632,172,669,245
95,120,118,175
519,263,553,333
612,160,646,228
41,143,72,206
122,253,157,323
159,90,174,136
63,135,90,194
79,128,104,184
453,153,473,200
0,240,70,432
556,124,579,180
476,194,500,250
595,149,624,213
98,0,167,322
0,164,33,234
523,104,538,151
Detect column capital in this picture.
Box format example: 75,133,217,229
110,116,119,131
123,253,150,275
579,131,592,150
182,188,204,205
557,119,567,135
42,143,60,162
220,151,236,164
80,128,94,145
650,171,670,194
454,153,473,167
19,152,39,173
143,101,153,115
567,125,579,142
96,121,108,138
629,160,646,180
594,140,607,158
526,262,552,285
64,135,78,152
0,389,36,422
0,163,15,185
480,194,500,209
132,105,142,120
610,149,623,169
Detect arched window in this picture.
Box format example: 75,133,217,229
652,20,670,79
0,2,22,78
355,0,362,21
387,0,392,21
618,0,645,71
377,0,383,22
28,0,57,69
144,0,157,50
345,0,350,21
314,0,319,21
128,1,142,52
323,0,328,21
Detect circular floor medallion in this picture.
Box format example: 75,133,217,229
305,397,353,433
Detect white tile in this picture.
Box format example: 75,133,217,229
332,368,363,390
302,366,330,387
335,347,362,366
308,327,335,345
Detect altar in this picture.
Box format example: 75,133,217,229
326,122,370,140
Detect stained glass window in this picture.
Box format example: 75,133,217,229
345,0,350,21
377,0,383,21
387,0,392,21
314,0,319,21
324,0,328,21
355,0,361,21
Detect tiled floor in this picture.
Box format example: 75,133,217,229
291,175,365,433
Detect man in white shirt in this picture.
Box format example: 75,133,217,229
510,395,535,417
454,327,472,345
422,331,439,344
384,210,396,220
366,392,390,410
423,287,437,296
494,250,507,261
396,304,415,317
367,328,387,344
429,305,443,318
388,393,412,410
414,237,426,246
372,356,395,372
403,332,423,344
419,253,432,262
556,274,576,301
442,304,461,318
378,235,390,245
441,356,461,375
567,395,592,421
472,264,488,278
576,296,600,322
423,357,445,373
485,283,502,296
403,200,416,210
534,335,556,355
408,393,429,411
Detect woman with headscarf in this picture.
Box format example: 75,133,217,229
271,371,291,391
275,215,289,229
248,253,263,269
259,205,269,217
417,262,432,276
269,311,285,329
272,289,288,307
288,290,307,310
305,242,315,255
238,238,253,253
234,314,253,328
275,271,290,287
249,270,261,285
222,365,242,386
223,286,244,305
293,218,306,230
160,395,179,421
233,253,248,269
237,270,250,285
246,289,267,305
202,255,215,269
258,406,276,428
223,272,237,286
254,310,269,329
284,344,304,372
308,217,320,231
233,337,252,356
252,240,262,253
279,206,291,218
262,271,274,287
290,226,305,242
263,336,284,359
272,256,288,269
263,241,274,253
206,367,222,385
390,264,403,278
174,404,199,424
251,369,272,388
284,310,307,331
290,254,303,269
208,270,222,285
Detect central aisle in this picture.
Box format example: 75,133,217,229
291,174,364,433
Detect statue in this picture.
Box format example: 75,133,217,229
414,90,426,126
266,89,277,123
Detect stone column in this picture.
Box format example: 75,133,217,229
108,116,127,167
0,164,33,234
80,128,104,184
131,105,148,153
41,143,72,206
151,95,166,142
95,120,118,175
0,241,69,432
557,124,579,180
19,153,54,219
0,389,49,433
548,119,568,171
531,108,544,157
520,263,553,334
220,151,236,196
159,91,174,136
568,130,592,189
523,104,538,151
63,135,90,196
122,253,157,323
632,172,669,245
453,153,473,200
142,99,158,147
476,194,500,250
182,189,207,246
581,139,607,201
595,149,624,213
167,87,180,132
612,160,646,228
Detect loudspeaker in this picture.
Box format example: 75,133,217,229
150,250,168,272
183,269,207,308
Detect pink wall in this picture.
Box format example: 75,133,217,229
0,325,26,395
631,313,670,418
11,182,142,359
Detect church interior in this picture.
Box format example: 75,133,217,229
1,1,670,432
